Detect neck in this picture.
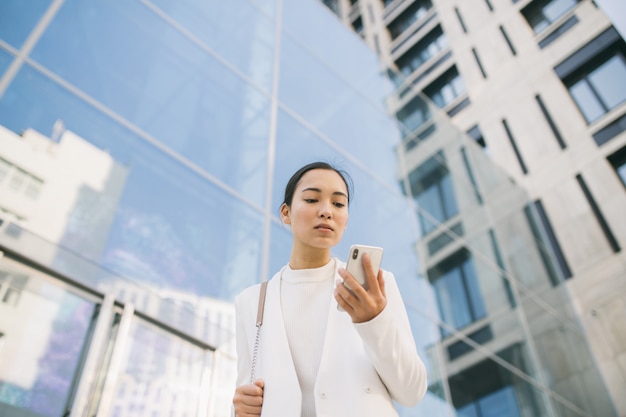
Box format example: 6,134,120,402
289,247,331,270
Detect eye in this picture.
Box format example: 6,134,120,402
304,198,318,203
333,202,346,208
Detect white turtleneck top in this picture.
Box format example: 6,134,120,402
280,260,335,417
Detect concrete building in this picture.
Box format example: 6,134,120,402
325,0,626,415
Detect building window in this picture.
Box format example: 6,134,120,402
352,16,363,34
522,0,580,34
454,7,468,33
576,174,621,253
555,28,626,126
0,156,45,200
409,152,458,235
428,249,486,336
395,26,448,76
567,52,626,123
322,0,341,15
397,94,432,137
449,344,540,417
387,0,433,40
608,146,626,188
424,66,466,108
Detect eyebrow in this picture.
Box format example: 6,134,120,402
301,187,348,199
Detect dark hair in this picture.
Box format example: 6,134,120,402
282,161,353,207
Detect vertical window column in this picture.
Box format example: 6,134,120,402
502,119,528,175
472,47,487,78
454,6,468,33
576,174,621,253
535,94,567,149
500,25,517,56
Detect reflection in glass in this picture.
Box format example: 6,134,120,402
409,152,459,235
106,319,209,417
429,250,486,336
0,0,51,49
0,266,95,417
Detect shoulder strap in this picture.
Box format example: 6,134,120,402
250,280,268,383
256,280,268,326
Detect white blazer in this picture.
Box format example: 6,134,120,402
234,259,427,417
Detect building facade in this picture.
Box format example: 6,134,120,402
0,0,623,417
325,0,626,415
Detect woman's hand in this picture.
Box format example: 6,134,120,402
233,379,264,417
335,253,387,323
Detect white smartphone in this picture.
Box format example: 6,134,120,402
344,244,384,290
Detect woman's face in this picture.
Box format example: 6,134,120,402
281,168,349,252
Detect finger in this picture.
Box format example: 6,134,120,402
362,253,381,294
334,282,356,311
338,267,361,292
253,379,264,390
377,269,386,298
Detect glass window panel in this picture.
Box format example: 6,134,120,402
417,185,445,226
589,54,626,110
148,0,276,92
543,0,577,23
277,38,401,175
457,403,479,417
29,1,272,196
462,258,486,319
107,319,209,417
0,48,13,75
434,269,472,330
282,0,387,106
478,386,521,417
617,162,626,186
440,174,459,219
0,66,266,301
0,0,51,49
0,269,95,417
569,79,605,123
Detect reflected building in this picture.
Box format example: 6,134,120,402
0,0,624,417
327,0,626,416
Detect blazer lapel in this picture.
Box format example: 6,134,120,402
258,270,302,417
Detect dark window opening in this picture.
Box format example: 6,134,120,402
608,146,626,189
500,25,517,56
352,16,364,34
424,66,467,108
395,25,448,76
455,7,468,33
521,0,580,34
535,94,566,149
388,0,433,40
428,249,485,336
409,151,458,235
502,119,528,175
449,344,541,416
556,27,626,124
472,47,488,78
576,174,621,253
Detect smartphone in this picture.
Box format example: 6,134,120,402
344,244,384,291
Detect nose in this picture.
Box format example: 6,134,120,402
319,203,331,219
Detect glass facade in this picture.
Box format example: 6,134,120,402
0,0,618,416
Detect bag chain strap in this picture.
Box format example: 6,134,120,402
250,281,268,383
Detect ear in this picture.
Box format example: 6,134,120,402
280,203,291,225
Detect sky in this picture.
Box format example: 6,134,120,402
596,0,626,39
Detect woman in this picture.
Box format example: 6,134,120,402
232,162,427,417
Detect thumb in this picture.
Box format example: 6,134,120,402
253,379,264,389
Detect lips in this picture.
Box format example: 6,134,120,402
315,223,334,231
